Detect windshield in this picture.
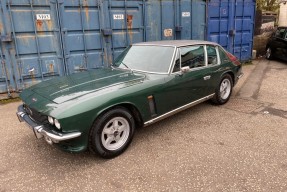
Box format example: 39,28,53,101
114,45,175,73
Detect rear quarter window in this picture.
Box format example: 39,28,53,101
218,47,229,64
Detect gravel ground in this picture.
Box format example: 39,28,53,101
0,59,287,192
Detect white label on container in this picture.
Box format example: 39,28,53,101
164,29,173,37
36,14,51,20
113,14,124,20
182,12,190,17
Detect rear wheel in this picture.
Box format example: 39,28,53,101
266,47,273,60
212,74,233,105
89,107,135,158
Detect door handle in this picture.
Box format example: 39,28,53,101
203,75,211,80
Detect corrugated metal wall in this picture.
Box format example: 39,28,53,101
207,0,256,61
0,0,207,96
0,0,255,97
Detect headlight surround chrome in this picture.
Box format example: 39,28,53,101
54,119,61,129
48,116,54,125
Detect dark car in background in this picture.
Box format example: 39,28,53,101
266,26,287,61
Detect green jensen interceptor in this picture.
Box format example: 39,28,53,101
17,40,243,158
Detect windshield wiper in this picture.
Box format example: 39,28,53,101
112,62,132,72
121,62,131,70
117,61,132,72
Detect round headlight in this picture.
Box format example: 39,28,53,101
48,116,54,124
54,119,61,129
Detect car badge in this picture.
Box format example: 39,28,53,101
32,97,37,102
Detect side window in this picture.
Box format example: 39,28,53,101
172,50,180,73
180,45,205,69
207,46,218,65
275,28,286,38
218,47,229,64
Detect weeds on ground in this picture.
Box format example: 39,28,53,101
0,97,21,105
242,60,253,66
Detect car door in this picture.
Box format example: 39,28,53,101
204,45,226,95
154,45,213,114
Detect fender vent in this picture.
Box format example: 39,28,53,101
147,95,157,117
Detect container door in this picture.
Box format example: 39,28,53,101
106,0,145,62
145,1,177,41
0,47,10,95
3,0,65,90
207,0,255,61
178,0,206,40
58,0,105,74
207,0,230,51
180,0,192,40
191,0,206,40
233,0,255,61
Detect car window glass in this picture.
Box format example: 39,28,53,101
172,50,180,73
180,45,205,69
275,28,286,38
114,45,175,73
218,47,228,63
207,46,218,65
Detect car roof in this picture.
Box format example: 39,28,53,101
133,40,219,47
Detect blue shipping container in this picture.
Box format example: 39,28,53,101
0,0,207,96
207,0,256,61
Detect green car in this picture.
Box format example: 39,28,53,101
16,40,243,158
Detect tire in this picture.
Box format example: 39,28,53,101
266,47,273,60
212,74,233,105
89,107,135,158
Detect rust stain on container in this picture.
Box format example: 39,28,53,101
36,20,44,31
83,0,90,22
46,20,53,31
127,15,133,44
29,69,37,84
48,63,54,73
20,35,35,46
127,15,133,29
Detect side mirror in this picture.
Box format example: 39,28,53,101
181,66,190,73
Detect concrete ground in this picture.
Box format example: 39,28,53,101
0,59,287,192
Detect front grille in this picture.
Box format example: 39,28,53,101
23,104,48,124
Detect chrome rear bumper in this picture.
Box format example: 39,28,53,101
237,72,244,79
16,105,81,144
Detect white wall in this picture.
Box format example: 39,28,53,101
278,3,287,26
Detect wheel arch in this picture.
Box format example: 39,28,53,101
221,71,235,86
92,102,144,130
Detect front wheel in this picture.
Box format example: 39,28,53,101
212,74,233,105
266,47,273,60
89,107,135,158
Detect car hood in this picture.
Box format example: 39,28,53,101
25,68,146,104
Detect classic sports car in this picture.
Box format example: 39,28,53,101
17,40,243,158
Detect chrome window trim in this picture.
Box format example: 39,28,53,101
204,45,208,66
144,93,215,126
170,48,181,74
216,46,221,65
167,47,178,74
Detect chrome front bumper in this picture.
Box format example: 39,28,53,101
16,105,81,144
